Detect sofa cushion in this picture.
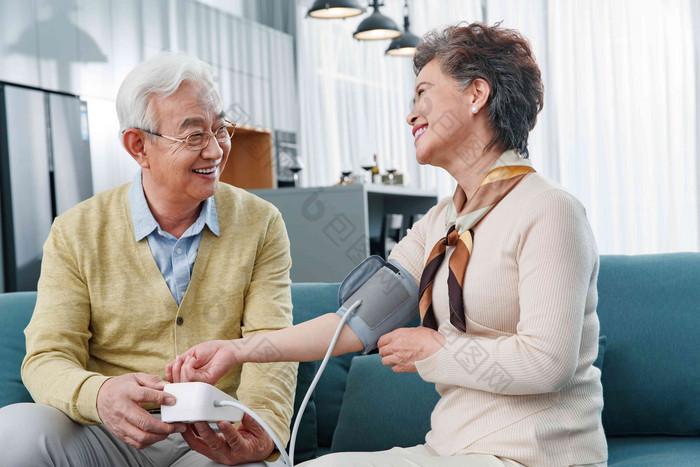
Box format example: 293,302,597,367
594,335,606,371
290,283,360,451
330,353,441,453
607,436,700,466
598,254,700,436
0,292,36,408
289,283,332,461
287,358,318,463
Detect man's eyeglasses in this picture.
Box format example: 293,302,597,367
139,121,236,151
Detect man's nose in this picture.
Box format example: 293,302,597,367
201,135,224,159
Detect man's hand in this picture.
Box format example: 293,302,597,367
166,340,238,385
181,414,274,465
377,327,446,373
96,373,186,449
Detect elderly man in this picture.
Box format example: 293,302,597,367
0,53,297,466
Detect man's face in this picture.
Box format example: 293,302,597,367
143,81,231,206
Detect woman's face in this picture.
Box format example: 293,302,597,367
406,59,482,171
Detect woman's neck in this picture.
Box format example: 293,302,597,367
445,142,503,201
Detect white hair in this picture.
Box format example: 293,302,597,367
116,53,222,137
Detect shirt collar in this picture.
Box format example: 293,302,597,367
128,170,220,242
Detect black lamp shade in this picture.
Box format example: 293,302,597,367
386,30,419,56
353,9,401,40
307,0,365,19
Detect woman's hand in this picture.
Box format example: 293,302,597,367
181,414,274,465
166,340,238,385
377,327,446,373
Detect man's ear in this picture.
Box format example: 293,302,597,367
468,78,491,110
123,129,150,169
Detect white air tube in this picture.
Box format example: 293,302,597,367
289,298,363,465
213,298,363,467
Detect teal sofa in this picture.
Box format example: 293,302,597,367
2,254,699,465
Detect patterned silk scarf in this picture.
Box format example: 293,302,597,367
419,150,535,332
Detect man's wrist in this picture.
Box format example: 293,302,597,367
80,374,112,424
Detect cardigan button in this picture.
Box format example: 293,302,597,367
176,317,184,325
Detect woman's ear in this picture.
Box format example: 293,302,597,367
122,129,150,169
469,78,491,111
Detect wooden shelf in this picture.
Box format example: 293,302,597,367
220,125,275,189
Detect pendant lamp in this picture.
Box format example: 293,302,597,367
386,1,419,56
307,0,366,19
353,0,401,41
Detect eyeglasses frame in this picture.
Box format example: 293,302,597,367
125,120,236,151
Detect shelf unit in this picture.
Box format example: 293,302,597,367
220,125,275,189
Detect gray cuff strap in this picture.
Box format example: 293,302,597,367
335,258,419,354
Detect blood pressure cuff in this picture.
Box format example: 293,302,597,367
335,255,419,354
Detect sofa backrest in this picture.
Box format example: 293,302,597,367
3,253,698,460
597,253,700,436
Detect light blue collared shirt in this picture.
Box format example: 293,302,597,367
128,171,220,305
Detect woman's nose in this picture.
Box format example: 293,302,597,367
406,107,418,126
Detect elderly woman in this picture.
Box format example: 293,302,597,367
168,23,607,467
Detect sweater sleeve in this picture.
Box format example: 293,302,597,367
21,221,110,424
235,211,298,446
415,188,598,395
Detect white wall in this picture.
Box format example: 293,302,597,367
0,0,298,193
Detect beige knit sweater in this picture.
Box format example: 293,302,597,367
22,183,298,445
389,173,607,466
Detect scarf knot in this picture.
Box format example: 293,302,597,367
419,150,535,333
445,225,460,247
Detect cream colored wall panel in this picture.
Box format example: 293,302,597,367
177,0,199,60
232,15,250,75
227,70,247,124
235,72,254,127
251,76,271,129
216,66,234,114
217,13,234,70
75,0,113,99
142,0,170,51
268,30,283,128
281,34,298,132
249,23,265,79
0,0,40,87
262,76,272,129
191,1,215,65
111,0,142,95
143,45,166,61
268,29,298,133
229,15,243,73
84,96,136,193
36,0,81,94
203,2,222,67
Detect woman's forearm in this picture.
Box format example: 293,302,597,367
233,313,364,364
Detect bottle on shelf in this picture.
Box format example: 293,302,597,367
371,154,381,184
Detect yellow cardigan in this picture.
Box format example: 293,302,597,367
22,182,298,445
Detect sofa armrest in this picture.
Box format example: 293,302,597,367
0,292,37,408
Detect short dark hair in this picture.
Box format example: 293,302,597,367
413,22,544,158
